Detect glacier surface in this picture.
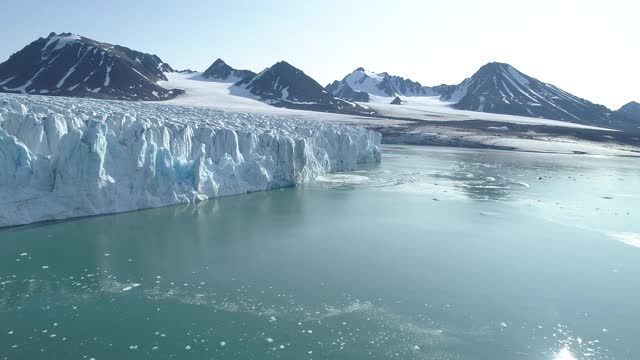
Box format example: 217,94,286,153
0,93,381,227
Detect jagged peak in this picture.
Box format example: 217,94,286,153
619,101,640,113
486,61,512,67
470,62,531,87
204,58,230,72
477,61,517,72
46,32,76,38
273,60,294,68
268,61,302,74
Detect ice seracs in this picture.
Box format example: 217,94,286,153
0,93,381,227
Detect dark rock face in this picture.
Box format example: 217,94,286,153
201,59,255,82
439,62,620,127
617,101,640,122
390,96,402,105
0,32,182,101
236,61,374,115
384,75,433,97
325,80,370,102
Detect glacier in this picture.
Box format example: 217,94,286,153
0,93,381,227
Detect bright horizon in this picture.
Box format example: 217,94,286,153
1,0,638,109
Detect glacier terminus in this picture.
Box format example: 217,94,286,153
0,93,381,227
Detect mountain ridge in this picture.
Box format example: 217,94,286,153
326,67,436,100
201,58,255,82
0,32,182,101
439,62,617,127
235,61,374,115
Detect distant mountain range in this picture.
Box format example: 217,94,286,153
0,32,637,127
235,61,374,115
329,63,637,128
0,32,182,101
326,67,436,102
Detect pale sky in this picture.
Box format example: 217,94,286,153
1,0,638,109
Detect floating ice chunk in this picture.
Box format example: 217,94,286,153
122,283,141,292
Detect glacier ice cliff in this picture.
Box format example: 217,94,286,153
0,94,381,227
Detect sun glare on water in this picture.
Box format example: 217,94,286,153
555,347,577,360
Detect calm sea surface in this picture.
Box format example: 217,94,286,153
1,145,639,360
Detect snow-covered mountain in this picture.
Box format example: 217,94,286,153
236,61,374,115
201,59,255,82
439,62,616,127
0,32,183,101
326,67,436,101
325,80,370,102
617,101,640,121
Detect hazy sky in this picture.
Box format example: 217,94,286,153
1,0,637,108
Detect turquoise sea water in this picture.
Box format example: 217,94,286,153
1,145,639,360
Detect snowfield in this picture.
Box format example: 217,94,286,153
0,93,381,227
363,96,616,131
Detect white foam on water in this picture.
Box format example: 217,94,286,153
315,174,370,185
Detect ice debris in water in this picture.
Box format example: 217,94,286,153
0,93,381,227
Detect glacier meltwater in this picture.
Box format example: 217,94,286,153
0,94,381,227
